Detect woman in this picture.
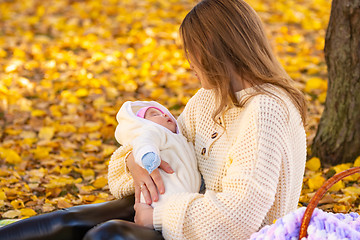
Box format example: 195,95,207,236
92,0,307,239
0,0,306,239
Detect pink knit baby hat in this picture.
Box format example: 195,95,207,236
136,106,164,118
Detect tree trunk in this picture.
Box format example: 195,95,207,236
312,0,360,165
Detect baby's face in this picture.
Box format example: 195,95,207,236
144,108,177,133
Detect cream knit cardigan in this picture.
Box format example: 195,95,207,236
108,85,306,240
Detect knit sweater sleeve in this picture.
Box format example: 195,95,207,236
153,96,290,239
107,144,135,199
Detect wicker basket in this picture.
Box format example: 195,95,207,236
298,166,360,239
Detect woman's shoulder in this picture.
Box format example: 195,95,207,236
236,85,299,121
249,85,303,127
239,84,292,108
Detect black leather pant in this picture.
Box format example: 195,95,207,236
0,195,164,240
83,219,164,240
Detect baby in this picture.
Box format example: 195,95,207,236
113,101,201,207
134,106,176,173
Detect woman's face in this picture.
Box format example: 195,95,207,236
189,58,212,90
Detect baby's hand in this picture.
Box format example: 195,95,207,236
141,152,161,174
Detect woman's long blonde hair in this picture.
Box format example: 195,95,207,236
180,0,307,125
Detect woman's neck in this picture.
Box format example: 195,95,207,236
231,76,252,92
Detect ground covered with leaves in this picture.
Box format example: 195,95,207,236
1,0,360,220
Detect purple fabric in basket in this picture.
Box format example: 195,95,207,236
249,207,360,240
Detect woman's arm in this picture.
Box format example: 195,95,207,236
108,145,136,199
108,143,174,204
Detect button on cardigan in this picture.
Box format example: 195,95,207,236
107,85,306,240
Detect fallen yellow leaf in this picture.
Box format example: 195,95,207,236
75,88,89,97
79,185,96,194
82,169,95,181
92,199,106,204
20,131,37,139
308,175,325,190
342,186,360,196
38,127,55,140
0,191,7,200
354,156,360,167
1,149,22,164
328,180,344,192
31,109,47,117
93,177,107,189
318,92,327,103
57,199,73,209
101,145,117,157
81,195,96,203
333,163,353,174
20,208,37,217
11,199,25,209
306,157,321,171
42,203,55,213
304,77,327,93
32,147,51,159
2,210,21,219
0,169,10,177
333,204,350,213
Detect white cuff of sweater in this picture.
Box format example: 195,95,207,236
153,202,165,231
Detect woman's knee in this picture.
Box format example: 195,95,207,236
83,220,164,240
64,197,135,223
83,220,123,240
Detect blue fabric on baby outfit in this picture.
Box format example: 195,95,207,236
142,152,161,174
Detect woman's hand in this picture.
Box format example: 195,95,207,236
126,152,174,204
134,203,154,228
